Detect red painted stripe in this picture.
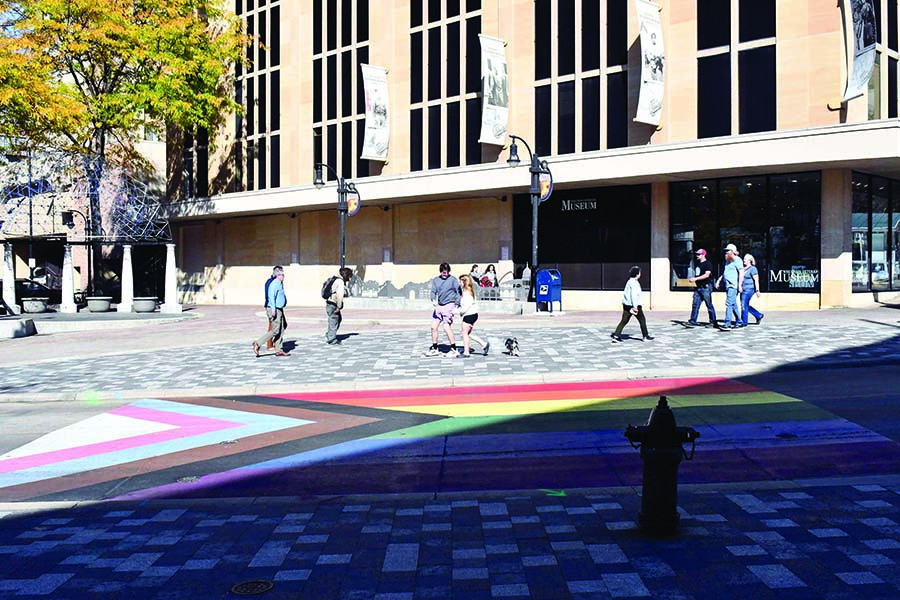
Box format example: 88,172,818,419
267,377,759,407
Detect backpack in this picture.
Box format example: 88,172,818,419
321,276,338,300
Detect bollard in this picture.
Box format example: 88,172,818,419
624,396,699,534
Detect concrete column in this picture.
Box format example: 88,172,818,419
2,242,18,314
118,244,134,312
60,244,78,313
161,243,182,313
649,183,673,309
820,169,853,308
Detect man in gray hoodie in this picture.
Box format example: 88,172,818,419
424,262,461,357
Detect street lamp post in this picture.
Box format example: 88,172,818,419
507,135,553,311
313,163,361,270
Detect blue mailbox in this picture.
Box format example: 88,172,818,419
535,269,562,312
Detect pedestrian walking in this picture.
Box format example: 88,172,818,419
716,244,742,329
611,266,653,342
253,265,290,356
687,248,717,327
480,264,499,288
424,262,461,357
456,274,490,357
324,267,353,345
739,254,764,326
469,264,482,283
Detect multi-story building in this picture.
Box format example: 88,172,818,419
168,0,900,310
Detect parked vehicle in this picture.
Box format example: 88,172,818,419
0,278,70,305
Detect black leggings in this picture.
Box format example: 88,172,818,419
614,304,649,338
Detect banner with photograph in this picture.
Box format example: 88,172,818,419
843,0,877,102
360,64,390,161
478,34,509,146
635,0,665,126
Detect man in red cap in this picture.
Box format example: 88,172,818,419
687,248,717,327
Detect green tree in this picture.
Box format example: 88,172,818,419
0,0,247,276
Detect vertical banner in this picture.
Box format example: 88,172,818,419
360,64,390,161
635,0,665,126
479,35,509,146
843,0,877,102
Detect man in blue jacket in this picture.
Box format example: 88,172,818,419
253,266,290,356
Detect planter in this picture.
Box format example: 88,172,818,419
22,297,49,314
133,297,158,313
86,296,113,312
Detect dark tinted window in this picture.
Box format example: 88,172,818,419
270,135,280,188
428,0,441,23
891,58,898,119
447,102,460,167
411,1,422,27
558,81,575,155
428,27,441,100
342,121,352,179
697,0,730,49
341,51,352,118
558,0,575,76
327,54,337,119
535,0,551,79
342,0,352,44
410,109,423,171
448,0,459,18
467,0,480,11
327,0,336,51
582,76,600,151
327,123,337,180
466,98,481,165
258,12,266,69
607,72,627,148
357,46,369,115
256,139,266,189
738,46,776,134
356,120,368,178
739,0,775,42
313,58,322,122
581,0,600,71
607,0,627,66
411,32,423,103
697,53,731,138
447,21,460,97
466,17,481,93
313,0,321,53
270,70,280,131
247,77,255,135
535,85,551,156
246,140,254,189
257,74,266,132
428,105,441,169
270,7,280,66
890,0,898,51
358,0,368,42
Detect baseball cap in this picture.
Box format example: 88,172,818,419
695,249,706,257
724,243,739,254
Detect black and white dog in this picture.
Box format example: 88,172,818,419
504,337,520,357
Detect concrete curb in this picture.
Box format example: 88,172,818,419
0,318,35,339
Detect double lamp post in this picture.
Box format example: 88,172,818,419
313,163,361,270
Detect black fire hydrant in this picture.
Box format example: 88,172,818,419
624,396,699,534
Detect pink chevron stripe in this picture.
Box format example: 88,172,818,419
0,408,241,474
269,377,757,407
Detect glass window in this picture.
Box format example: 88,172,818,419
466,16,481,93
558,0,575,76
872,177,890,291
313,59,322,122
582,0,600,71
697,0,730,50
327,54,337,119
448,0,459,18
852,173,870,291
256,139,266,189
669,180,717,289
247,77,255,135
890,57,898,119
890,0,898,51
411,1,422,27
342,0,352,44
270,135,280,188
869,57,881,120
270,7,280,66
535,85,551,156
739,46,776,134
558,81,575,155
607,71,627,149
739,0,775,43
270,70,280,131
247,140,255,190
467,0,480,11
582,76,600,151
257,74,266,132
411,32,423,103
356,120,368,178
428,105,441,169
447,102,460,168
767,175,821,292
428,27,441,101
698,54,731,138
447,21,460,97
410,109,423,171
428,0,441,23
327,123,337,180
246,15,254,69
357,46,369,115
607,0,627,66
358,0,368,42
535,0,551,79
342,121,352,180
892,184,900,290
258,12,267,70
466,97,481,165
313,0,322,53
341,51,352,118
719,176,767,287
327,0,336,51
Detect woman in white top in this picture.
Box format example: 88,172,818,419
457,275,491,357
611,266,653,342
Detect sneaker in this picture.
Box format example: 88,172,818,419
720,325,732,331
483,341,491,356
456,352,471,358
423,347,440,357
327,339,342,345
643,335,655,341
610,333,621,342
755,314,764,325
686,321,699,326
441,350,458,358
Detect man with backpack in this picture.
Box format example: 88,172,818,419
253,265,289,357
324,267,353,345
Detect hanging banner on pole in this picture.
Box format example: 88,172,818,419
478,34,509,146
360,64,390,161
635,0,665,126
842,0,877,102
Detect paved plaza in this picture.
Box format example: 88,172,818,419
0,304,899,599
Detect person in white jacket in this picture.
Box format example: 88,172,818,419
456,275,491,357
611,266,653,342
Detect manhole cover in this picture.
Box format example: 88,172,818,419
230,580,274,595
